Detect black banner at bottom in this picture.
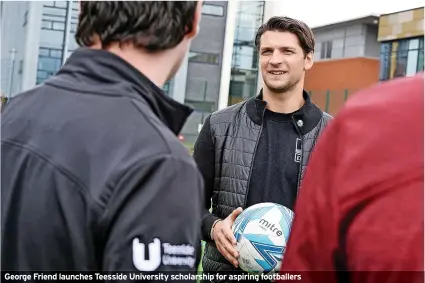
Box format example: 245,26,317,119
2,271,424,282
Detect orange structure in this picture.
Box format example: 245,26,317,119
305,57,380,91
304,57,380,116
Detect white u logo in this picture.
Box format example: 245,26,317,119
132,238,162,271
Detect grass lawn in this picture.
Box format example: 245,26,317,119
183,142,195,155
199,241,205,273
197,241,205,283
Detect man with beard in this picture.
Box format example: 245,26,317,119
193,16,333,282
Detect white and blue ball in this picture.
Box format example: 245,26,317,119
232,202,294,275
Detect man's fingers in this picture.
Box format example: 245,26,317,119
223,227,238,247
217,234,239,267
221,230,238,258
217,242,234,263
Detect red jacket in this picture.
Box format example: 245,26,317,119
280,74,424,283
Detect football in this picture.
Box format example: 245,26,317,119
232,202,294,274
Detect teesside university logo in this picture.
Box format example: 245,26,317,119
132,238,162,271
132,237,196,271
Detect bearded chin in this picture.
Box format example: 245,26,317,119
264,77,299,93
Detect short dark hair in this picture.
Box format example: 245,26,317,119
75,1,198,51
255,16,315,56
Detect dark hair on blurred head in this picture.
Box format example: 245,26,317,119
255,16,315,56
75,1,198,51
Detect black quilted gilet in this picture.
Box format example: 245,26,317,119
202,97,333,274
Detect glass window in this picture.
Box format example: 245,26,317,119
40,29,64,48
52,21,65,31
39,48,50,56
418,52,424,73
234,27,257,43
36,49,63,85
237,2,264,30
417,38,424,73
320,41,332,59
43,14,65,23
406,39,419,76
188,52,219,64
232,46,256,70
37,70,48,79
43,7,66,17
229,81,244,98
393,40,409,78
41,20,52,29
379,42,392,81
38,57,61,72
380,37,424,81
184,99,216,113
229,69,258,105
50,49,62,58
228,1,265,106
202,4,224,16
72,1,79,11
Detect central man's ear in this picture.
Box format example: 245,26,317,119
187,1,203,39
304,51,314,71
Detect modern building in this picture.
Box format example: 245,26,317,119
304,16,381,115
377,7,424,81
181,1,268,142
1,1,80,97
1,1,281,143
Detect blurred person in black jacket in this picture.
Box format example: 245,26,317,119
1,2,205,280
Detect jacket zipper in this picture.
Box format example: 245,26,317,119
243,109,266,208
292,116,303,197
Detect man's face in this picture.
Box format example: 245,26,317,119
259,31,313,93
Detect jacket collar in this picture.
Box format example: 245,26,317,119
53,47,192,135
245,89,323,135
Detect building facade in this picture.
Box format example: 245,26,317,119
227,1,265,106
1,1,30,97
377,7,424,81
304,16,381,115
179,1,229,142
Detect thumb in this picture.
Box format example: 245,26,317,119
229,207,243,222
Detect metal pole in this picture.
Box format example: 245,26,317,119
325,90,330,113
8,48,17,100
61,1,72,65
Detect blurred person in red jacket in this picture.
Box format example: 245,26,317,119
279,73,424,283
